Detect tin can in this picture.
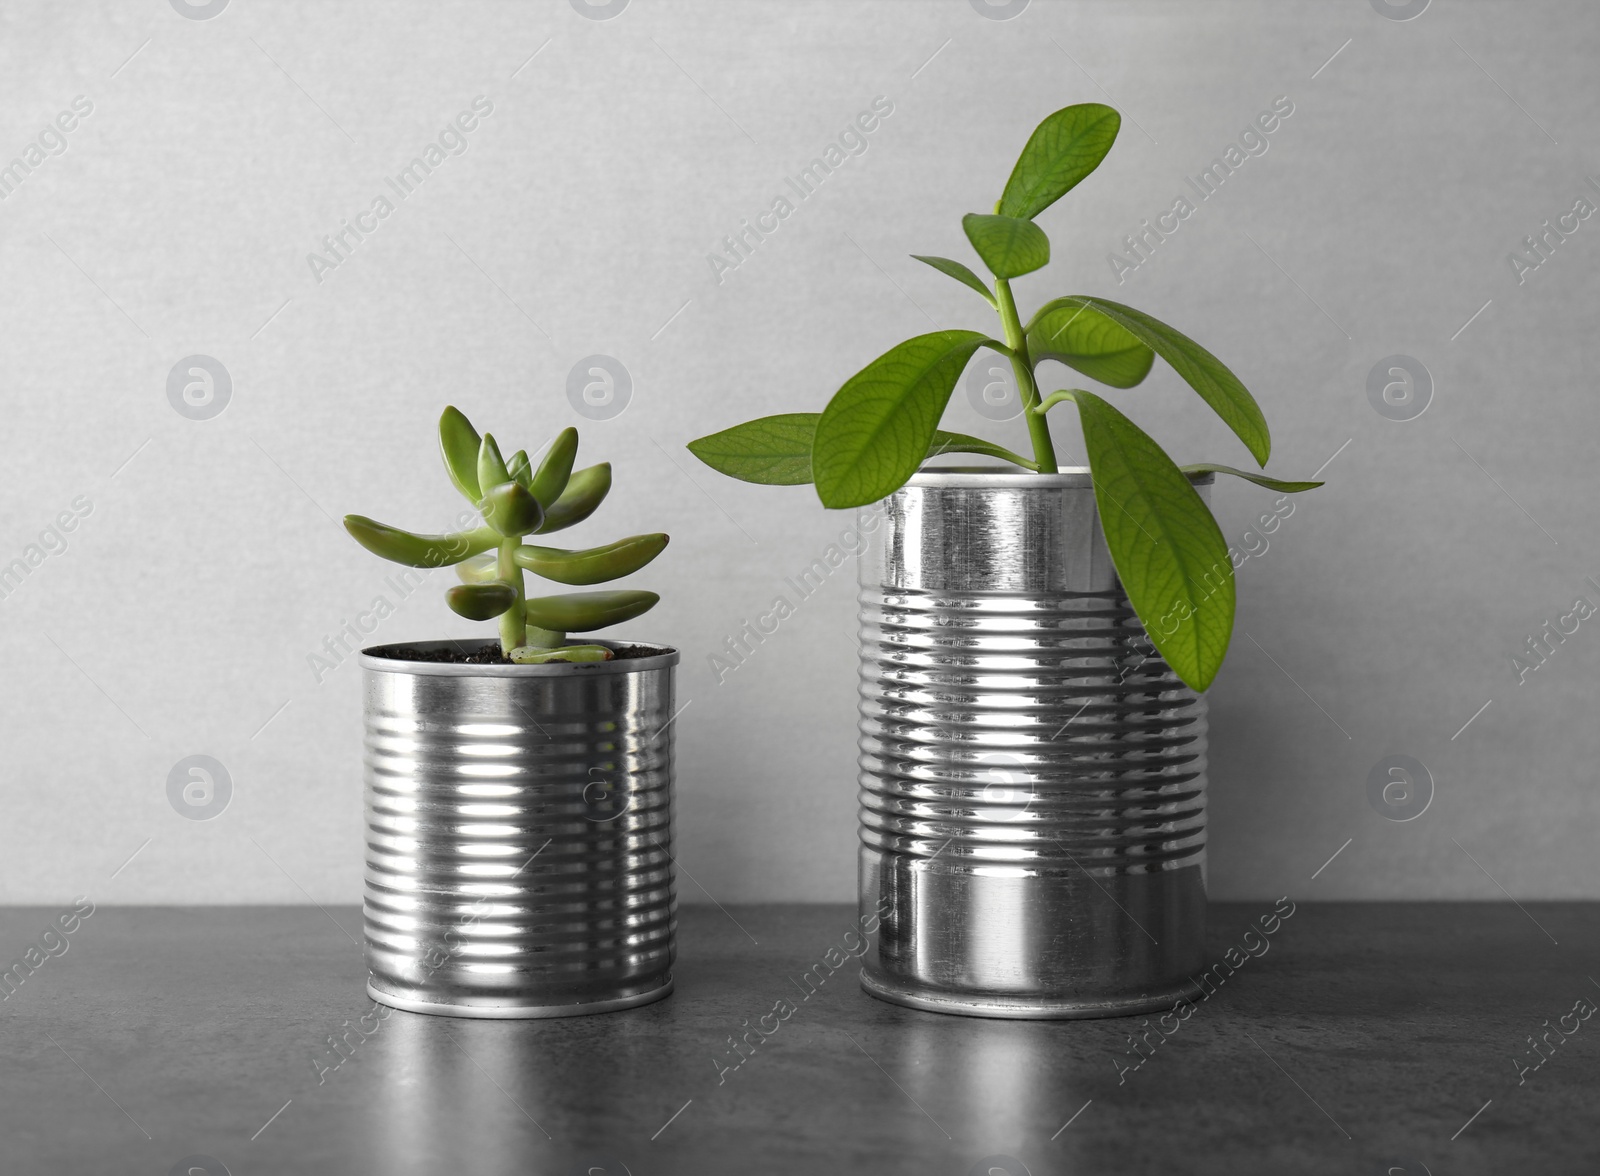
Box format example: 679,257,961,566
361,640,677,1018
857,470,1209,1018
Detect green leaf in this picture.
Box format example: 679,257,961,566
812,330,995,508
1070,390,1235,693
510,644,614,664
481,481,545,535
1029,296,1270,465
688,414,819,485
925,430,1038,470
439,406,482,502
446,580,517,621
1180,464,1323,493
524,589,659,633
962,213,1050,279
516,533,669,585
530,427,579,507
477,432,511,497
536,462,612,533
507,449,533,490
344,516,498,568
997,103,1121,221
691,413,1035,486
456,551,498,584
1026,300,1155,389
911,255,997,306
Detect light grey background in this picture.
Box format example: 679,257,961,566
1,0,1594,905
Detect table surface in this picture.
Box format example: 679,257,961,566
2,902,1596,1175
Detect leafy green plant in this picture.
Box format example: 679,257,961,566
344,407,666,663
688,103,1320,692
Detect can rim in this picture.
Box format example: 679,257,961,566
909,464,1215,488
359,638,679,677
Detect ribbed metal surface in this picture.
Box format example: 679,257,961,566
361,640,677,1018
857,470,1209,1017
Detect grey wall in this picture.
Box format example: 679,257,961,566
1,0,1595,905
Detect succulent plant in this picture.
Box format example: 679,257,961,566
344,407,666,663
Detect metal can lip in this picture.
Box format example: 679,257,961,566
359,638,679,677
908,464,1215,488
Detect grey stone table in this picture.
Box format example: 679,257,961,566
2,903,1596,1175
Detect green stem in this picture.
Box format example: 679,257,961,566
496,537,525,654
1034,389,1084,416
994,278,1057,473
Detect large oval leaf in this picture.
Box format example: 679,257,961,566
688,412,1034,486
1071,390,1234,692
962,213,1050,279
1030,296,1270,465
688,414,818,485
997,103,1121,221
1026,300,1155,389
812,330,996,508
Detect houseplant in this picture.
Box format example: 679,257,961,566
344,407,677,1018
689,104,1321,1018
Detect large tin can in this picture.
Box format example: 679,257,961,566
857,470,1209,1018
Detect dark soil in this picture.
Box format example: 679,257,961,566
372,641,659,665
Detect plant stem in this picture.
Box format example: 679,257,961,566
497,537,524,654
994,278,1057,473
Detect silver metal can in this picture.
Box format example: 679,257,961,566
361,640,678,1018
857,469,1210,1018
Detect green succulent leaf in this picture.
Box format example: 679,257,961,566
481,481,545,536
1029,296,1270,465
515,533,669,585
911,255,997,306
1069,389,1235,693
689,413,1035,486
507,449,533,490
525,624,566,647
997,102,1121,221
1180,464,1323,493
524,589,659,633
536,462,612,533
446,580,518,621
530,427,579,508
510,644,614,664
439,406,482,503
477,433,511,497
962,213,1050,279
812,330,996,508
343,515,498,568
456,551,499,583
1026,300,1156,389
